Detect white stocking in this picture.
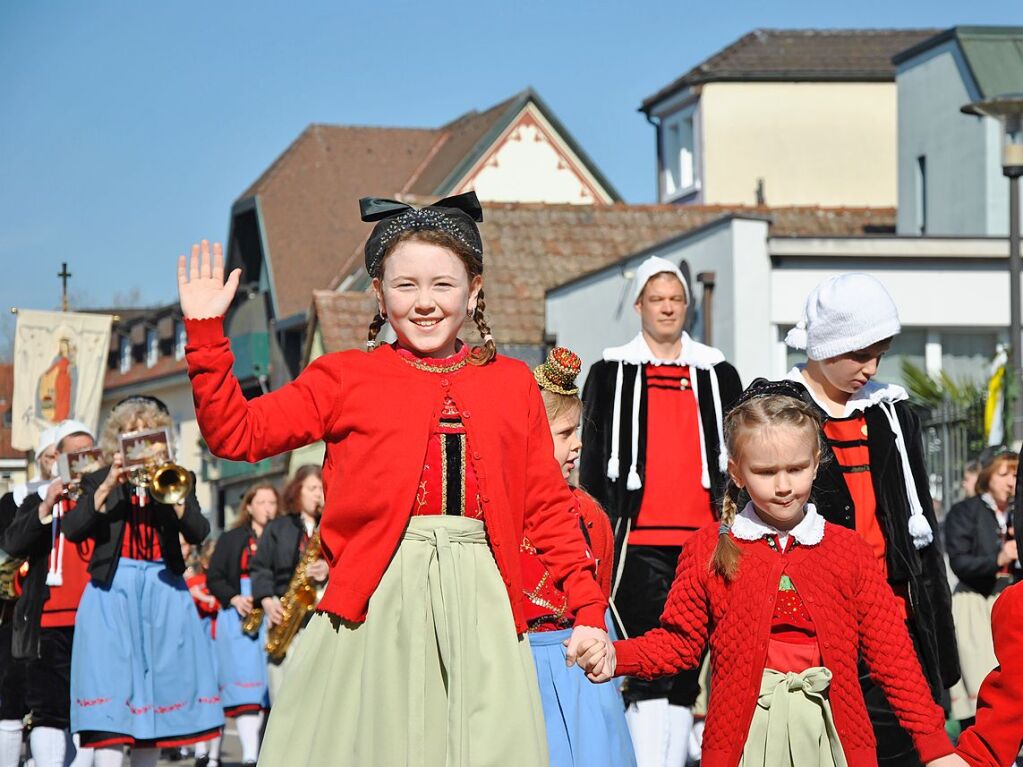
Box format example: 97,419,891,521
0,720,23,767
27,727,66,767
236,712,264,763
625,700,693,767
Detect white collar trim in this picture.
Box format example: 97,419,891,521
731,501,825,546
786,365,908,417
603,332,725,370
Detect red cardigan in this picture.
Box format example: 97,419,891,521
184,318,606,632
956,582,1023,767
614,523,952,767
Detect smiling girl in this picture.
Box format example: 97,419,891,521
178,192,611,765
586,385,958,767
784,273,958,765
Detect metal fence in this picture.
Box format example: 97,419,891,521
920,397,987,520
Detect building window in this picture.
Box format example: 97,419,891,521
119,336,132,374
174,321,187,360
662,105,698,199
145,328,159,368
915,155,927,235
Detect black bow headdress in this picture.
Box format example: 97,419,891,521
360,191,484,277
730,378,818,413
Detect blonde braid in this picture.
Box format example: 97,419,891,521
468,289,496,365
710,479,743,580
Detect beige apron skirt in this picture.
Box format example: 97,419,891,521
949,584,1006,720
739,667,846,767
257,516,548,766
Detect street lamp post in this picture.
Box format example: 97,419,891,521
962,94,1023,442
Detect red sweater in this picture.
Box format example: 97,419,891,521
956,582,1023,767
614,523,951,767
185,318,605,632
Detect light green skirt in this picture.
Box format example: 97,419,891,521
257,516,549,766
739,667,846,767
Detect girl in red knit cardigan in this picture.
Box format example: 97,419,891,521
583,384,958,767
177,192,612,766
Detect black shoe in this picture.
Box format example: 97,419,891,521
194,757,210,767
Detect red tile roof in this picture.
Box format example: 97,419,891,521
642,28,939,111
312,202,896,353
234,90,621,320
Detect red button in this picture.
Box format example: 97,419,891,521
473,452,481,460
440,378,450,387
462,410,471,418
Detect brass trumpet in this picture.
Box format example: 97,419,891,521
130,461,194,505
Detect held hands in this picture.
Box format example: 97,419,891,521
261,596,285,627
305,558,329,583
230,594,254,617
177,240,241,320
564,625,616,683
925,755,969,767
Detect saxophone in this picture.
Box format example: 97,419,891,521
265,529,322,663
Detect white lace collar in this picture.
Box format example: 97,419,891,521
602,331,725,370
785,365,908,417
731,502,825,547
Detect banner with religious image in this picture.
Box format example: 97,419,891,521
11,309,113,451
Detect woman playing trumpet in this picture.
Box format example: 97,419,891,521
62,396,222,767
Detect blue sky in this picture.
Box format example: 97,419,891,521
2,0,1021,335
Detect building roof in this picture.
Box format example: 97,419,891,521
101,303,188,392
892,26,1023,99
312,202,896,354
642,28,939,112
0,364,22,462
233,89,621,320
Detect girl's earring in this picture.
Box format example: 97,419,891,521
380,310,388,320
466,305,474,318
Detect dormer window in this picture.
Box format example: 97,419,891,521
146,328,159,368
662,105,699,199
119,336,132,374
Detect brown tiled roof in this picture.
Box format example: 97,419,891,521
236,90,621,321
242,124,440,320
0,364,22,461
642,28,940,110
313,202,896,352
403,95,521,197
311,290,379,355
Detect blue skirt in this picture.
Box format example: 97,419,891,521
529,628,636,767
71,559,224,746
214,577,269,714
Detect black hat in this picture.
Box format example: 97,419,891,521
360,192,484,277
731,378,818,413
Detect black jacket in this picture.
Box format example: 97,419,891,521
580,357,742,553
784,383,960,697
0,492,93,659
250,515,305,603
945,495,1018,596
207,525,258,609
62,466,209,586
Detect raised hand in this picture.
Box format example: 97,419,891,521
177,240,241,320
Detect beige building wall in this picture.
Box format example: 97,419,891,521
699,81,898,207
